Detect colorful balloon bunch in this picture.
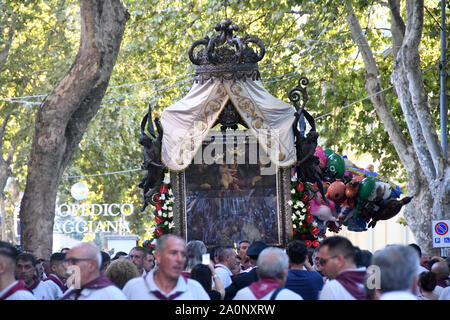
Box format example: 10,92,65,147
291,146,409,235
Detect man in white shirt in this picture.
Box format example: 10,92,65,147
123,234,210,300
215,247,238,288
15,252,53,300
44,252,68,300
61,242,127,300
318,236,367,300
0,241,35,300
236,240,251,272
129,246,147,277
371,245,418,300
438,286,450,300
234,247,302,300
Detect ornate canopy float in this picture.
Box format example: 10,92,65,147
138,18,412,249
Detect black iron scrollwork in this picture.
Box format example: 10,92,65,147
188,18,265,83
290,77,327,203
138,104,167,212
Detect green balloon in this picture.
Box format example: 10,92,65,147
358,176,376,200
324,148,334,158
327,153,345,178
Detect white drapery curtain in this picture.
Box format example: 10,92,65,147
161,79,296,171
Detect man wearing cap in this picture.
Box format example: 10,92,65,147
0,241,35,300
224,240,268,300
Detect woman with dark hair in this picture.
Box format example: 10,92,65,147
190,263,225,300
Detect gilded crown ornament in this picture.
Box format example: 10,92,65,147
188,18,265,83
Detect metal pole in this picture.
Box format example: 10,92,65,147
440,0,447,158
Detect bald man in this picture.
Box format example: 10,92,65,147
431,261,450,296
61,243,127,300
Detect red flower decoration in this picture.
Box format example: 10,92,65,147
305,214,313,224
154,194,160,202
160,184,168,194
312,240,320,248
310,227,319,236
155,215,163,224
302,194,309,203
305,240,312,247
307,205,312,213
155,203,162,211
293,230,298,236
154,227,163,236
297,182,304,192
301,234,307,240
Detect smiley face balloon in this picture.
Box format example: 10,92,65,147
327,153,346,178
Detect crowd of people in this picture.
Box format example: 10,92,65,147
0,235,449,300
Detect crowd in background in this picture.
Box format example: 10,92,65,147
0,235,449,300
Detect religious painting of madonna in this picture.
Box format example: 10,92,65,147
184,131,280,246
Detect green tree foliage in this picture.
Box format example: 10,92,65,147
1,0,447,242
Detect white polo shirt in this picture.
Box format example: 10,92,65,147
0,281,36,300
380,291,417,300
44,275,66,300
123,269,210,300
215,263,233,288
63,285,127,300
31,280,53,300
233,287,303,300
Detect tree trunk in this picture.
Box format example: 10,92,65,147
19,0,129,259
345,0,448,255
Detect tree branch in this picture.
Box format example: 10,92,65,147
0,12,16,68
344,0,416,171
397,0,446,178
387,0,405,59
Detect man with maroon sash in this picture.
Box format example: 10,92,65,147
15,252,53,300
61,242,127,300
0,241,35,300
123,235,210,300
318,236,367,300
44,252,68,300
214,247,239,288
234,247,303,300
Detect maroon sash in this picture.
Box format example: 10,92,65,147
147,272,188,300
45,274,68,293
248,278,280,300
60,274,113,300
0,280,32,300
335,269,367,300
28,276,41,291
181,271,191,280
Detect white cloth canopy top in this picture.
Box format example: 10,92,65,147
161,79,297,172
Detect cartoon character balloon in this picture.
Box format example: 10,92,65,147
324,148,334,158
314,145,327,169
358,176,376,201
327,153,346,178
326,180,346,204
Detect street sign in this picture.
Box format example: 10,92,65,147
432,220,450,248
